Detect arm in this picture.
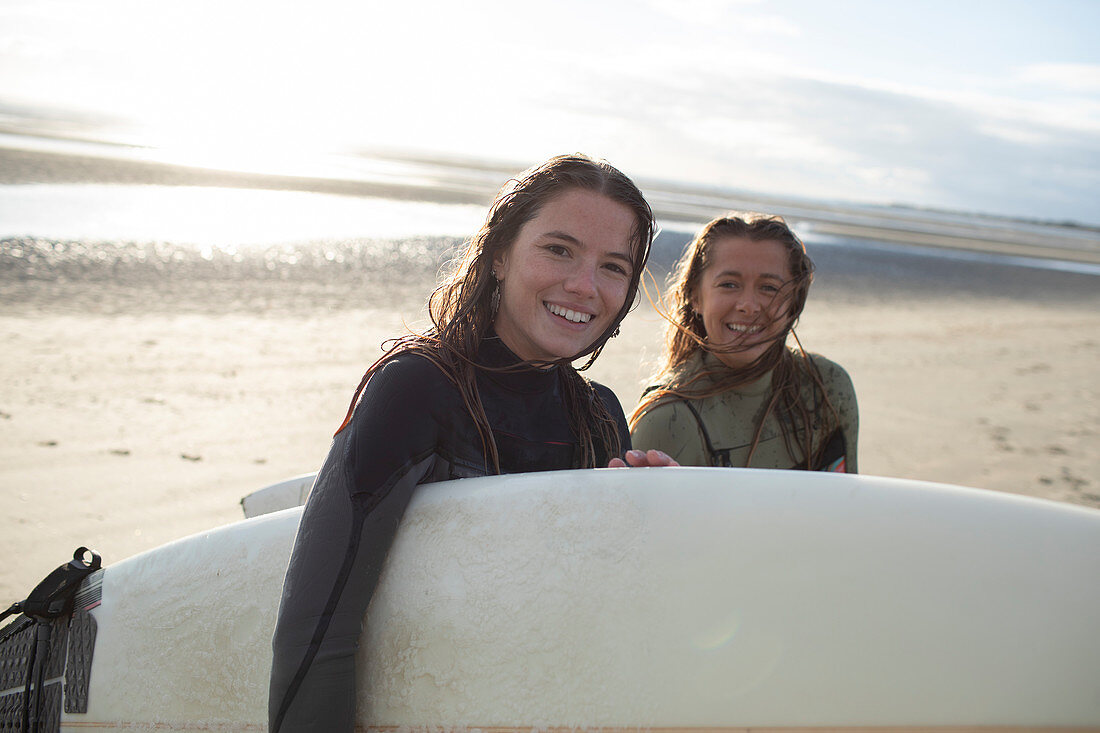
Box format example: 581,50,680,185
816,357,859,474
836,369,859,474
269,356,445,733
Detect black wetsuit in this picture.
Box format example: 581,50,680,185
268,337,629,732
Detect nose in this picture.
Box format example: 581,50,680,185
735,290,761,314
563,262,598,299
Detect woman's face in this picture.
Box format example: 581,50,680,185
492,188,636,362
692,236,794,369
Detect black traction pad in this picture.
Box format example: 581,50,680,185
63,611,96,714
0,616,35,694
0,568,101,728
0,616,67,732
0,687,25,732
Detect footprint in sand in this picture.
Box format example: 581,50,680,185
1060,467,1088,491
989,426,1013,452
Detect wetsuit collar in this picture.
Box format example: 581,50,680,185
478,335,560,393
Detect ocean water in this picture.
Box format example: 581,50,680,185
0,184,488,245
0,185,481,305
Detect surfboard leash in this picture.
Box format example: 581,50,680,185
0,547,101,733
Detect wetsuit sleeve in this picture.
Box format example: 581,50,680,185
832,365,859,473
268,356,448,733
816,357,859,474
631,399,710,467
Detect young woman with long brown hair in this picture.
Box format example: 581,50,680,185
269,154,673,733
630,213,858,471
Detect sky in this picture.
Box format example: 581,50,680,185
1,0,1098,224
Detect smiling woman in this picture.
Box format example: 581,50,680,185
630,213,859,472
267,153,672,733
491,188,637,363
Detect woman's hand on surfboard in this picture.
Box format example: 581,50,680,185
608,449,679,468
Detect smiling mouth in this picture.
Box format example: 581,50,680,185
726,323,762,334
546,302,593,324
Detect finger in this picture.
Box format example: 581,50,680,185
645,449,676,466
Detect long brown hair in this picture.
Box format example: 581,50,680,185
338,153,655,470
631,213,838,467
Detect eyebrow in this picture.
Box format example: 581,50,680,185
543,230,634,267
714,269,786,281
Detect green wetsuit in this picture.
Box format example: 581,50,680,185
631,350,858,471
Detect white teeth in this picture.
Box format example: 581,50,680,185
546,303,592,323
727,323,761,333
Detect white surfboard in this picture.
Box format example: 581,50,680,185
239,471,315,518
7,468,1100,731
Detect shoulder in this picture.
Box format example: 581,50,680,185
633,354,710,436
630,394,709,465
350,349,460,422
663,350,710,384
370,349,456,391
631,394,698,437
376,349,450,379
589,379,625,416
796,352,858,425
632,353,709,407
799,352,855,393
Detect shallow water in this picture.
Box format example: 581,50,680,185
2,181,1097,319
0,183,486,245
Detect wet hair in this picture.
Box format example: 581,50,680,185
338,153,655,470
631,213,839,467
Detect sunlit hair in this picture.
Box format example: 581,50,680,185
631,213,839,468
338,153,655,470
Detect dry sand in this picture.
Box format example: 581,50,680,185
1,145,1098,601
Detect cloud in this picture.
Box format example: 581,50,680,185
551,62,1100,223
645,0,801,37
1017,63,1100,93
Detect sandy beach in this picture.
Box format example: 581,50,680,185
2,145,1098,602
